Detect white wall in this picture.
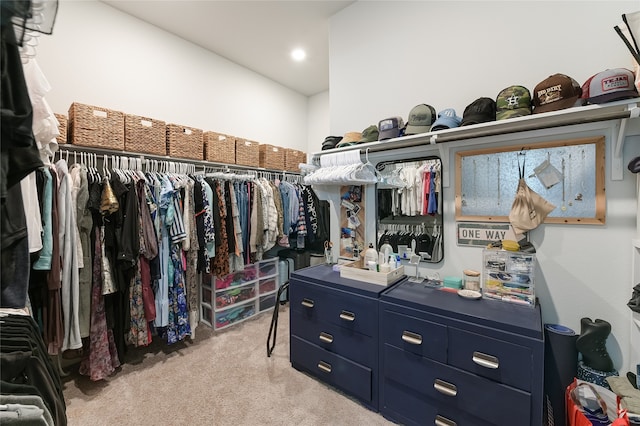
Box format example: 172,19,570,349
329,1,640,373
35,0,308,149
330,1,639,134
307,90,331,154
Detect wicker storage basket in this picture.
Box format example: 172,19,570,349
284,148,307,172
235,139,259,167
124,114,166,156
204,132,236,164
67,102,125,150
259,144,285,170
166,124,204,160
54,113,67,144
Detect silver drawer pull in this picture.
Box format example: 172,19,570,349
339,310,355,321
472,351,500,369
401,330,423,345
301,298,314,308
434,379,457,397
317,361,332,373
435,415,457,426
319,332,333,344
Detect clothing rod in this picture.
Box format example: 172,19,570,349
311,101,638,163
56,144,300,175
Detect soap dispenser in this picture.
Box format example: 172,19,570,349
364,243,378,270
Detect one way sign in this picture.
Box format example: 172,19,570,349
456,222,517,247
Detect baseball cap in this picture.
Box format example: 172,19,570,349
405,104,436,135
495,85,532,120
357,125,379,143
430,108,461,131
378,116,404,140
460,97,496,126
335,131,361,148
582,68,638,104
532,73,582,114
629,156,640,173
321,135,342,150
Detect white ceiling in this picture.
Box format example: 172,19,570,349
101,0,356,97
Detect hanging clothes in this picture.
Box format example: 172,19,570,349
78,226,121,381
277,181,292,245
0,21,44,312
154,175,174,328
137,177,157,328
193,175,215,275
107,176,138,362
272,181,284,240
257,177,277,252
236,181,251,263
45,166,63,355
249,180,264,261
226,181,244,273
183,178,200,335
55,158,82,353
69,163,92,339
210,179,230,278
0,312,67,426
193,177,209,274
166,243,190,344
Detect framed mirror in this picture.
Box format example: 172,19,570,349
376,156,444,263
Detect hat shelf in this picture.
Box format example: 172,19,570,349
312,97,640,187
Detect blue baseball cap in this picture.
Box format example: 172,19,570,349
430,108,462,131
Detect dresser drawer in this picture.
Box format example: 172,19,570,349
291,309,376,367
382,344,531,425
380,309,447,363
381,377,493,426
290,281,377,337
291,336,372,404
448,327,533,392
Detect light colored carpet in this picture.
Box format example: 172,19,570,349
62,304,395,426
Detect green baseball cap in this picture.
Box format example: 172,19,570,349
357,125,379,143
405,104,436,135
496,85,532,120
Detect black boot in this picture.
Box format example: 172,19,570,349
576,317,614,372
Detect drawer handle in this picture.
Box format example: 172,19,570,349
435,415,457,426
301,298,314,308
317,361,332,373
339,310,355,321
319,332,333,344
434,379,457,397
401,331,423,345
472,351,500,369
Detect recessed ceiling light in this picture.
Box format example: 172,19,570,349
291,48,306,62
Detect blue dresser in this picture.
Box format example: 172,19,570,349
289,265,390,411
289,270,544,425
379,280,544,426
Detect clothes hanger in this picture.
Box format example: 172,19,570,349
103,154,111,180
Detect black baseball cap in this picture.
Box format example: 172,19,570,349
460,97,496,126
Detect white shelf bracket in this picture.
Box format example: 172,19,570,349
428,134,450,187
438,144,450,188
613,103,639,181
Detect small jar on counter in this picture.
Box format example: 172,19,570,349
463,269,481,292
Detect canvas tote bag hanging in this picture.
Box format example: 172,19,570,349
509,153,556,235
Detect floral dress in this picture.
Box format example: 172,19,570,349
166,244,191,344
